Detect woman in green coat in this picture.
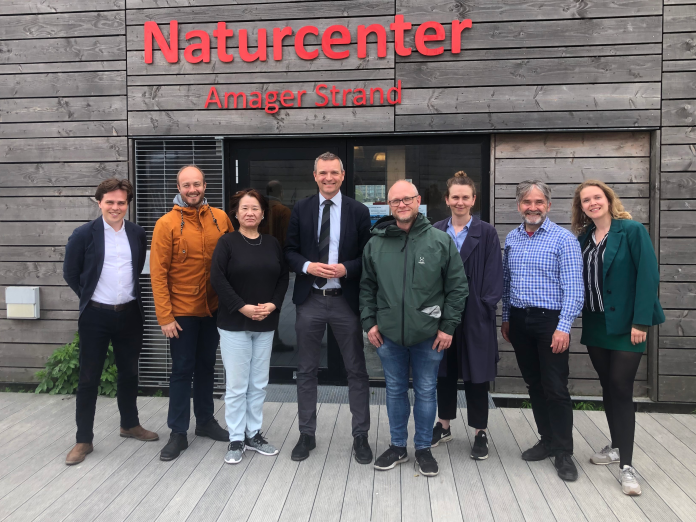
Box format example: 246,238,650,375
572,180,664,497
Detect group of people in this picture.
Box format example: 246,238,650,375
62,151,663,498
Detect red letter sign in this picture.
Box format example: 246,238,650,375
144,21,179,64
451,19,473,54
295,26,319,60
415,22,445,57
357,24,387,59
322,25,350,60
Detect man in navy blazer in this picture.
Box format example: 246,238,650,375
284,152,373,464
63,178,158,466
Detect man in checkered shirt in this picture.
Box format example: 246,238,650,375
501,180,583,483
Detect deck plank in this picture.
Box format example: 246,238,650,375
1,397,160,522
0,394,60,430
0,397,120,502
487,408,555,522
400,409,432,522
186,402,282,522
278,403,340,522
370,404,401,522
637,414,696,479
94,400,217,522
672,413,696,436
340,404,379,522
517,408,619,522
245,404,306,522
0,393,693,522
120,403,226,522
428,417,464,522
32,398,170,522
215,402,297,522
502,408,588,521
574,410,681,522
308,403,353,522
0,395,76,460
586,411,696,520
445,409,494,522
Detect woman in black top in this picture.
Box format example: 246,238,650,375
211,189,289,465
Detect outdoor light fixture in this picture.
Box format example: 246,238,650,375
5,287,40,320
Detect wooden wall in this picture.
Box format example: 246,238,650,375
658,1,696,402
0,1,127,383
3,0,696,403
492,132,652,397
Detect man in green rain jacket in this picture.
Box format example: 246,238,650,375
360,180,468,478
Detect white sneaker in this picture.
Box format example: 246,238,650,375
620,465,642,496
590,445,619,465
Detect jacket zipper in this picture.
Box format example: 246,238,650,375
401,235,408,345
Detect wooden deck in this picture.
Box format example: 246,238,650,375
0,392,695,522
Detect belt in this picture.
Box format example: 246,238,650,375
90,300,136,312
511,306,560,315
311,288,343,297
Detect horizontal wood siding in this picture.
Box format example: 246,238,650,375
0,6,127,381
493,132,652,396
3,0,694,404
660,1,696,402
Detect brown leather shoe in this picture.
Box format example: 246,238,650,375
66,443,93,465
120,425,159,441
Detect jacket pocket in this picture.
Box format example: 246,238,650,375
412,257,441,291
172,238,188,263
171,284,200,295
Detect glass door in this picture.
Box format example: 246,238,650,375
228,139,348,383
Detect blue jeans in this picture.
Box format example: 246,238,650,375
377,336,443,450
167,314,219,434
219,329,274,442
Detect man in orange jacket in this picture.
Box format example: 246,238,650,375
150,165,234,461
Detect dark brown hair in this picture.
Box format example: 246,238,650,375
95,178,134,203
229,188,268,228
444,171,476,199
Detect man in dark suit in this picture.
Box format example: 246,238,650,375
63,178,159,466
284,152,372,464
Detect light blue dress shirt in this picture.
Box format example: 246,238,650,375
302,191,342,289
446,215,472,253
501,217,584,333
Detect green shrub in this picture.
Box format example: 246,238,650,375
35,333,118,398
573,401,604,411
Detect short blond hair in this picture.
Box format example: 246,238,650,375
571,180,632,234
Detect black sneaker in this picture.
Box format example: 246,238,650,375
160,433,188,461
414,448,439,476
521,439,552,461
431,422,453,447
374,445,408,471
195,418,229,442
555,453,578,481
291,434,316,461
353,435,373,464
470,431,489,460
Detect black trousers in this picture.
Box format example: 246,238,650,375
509,306,573,455
295,294,370,437
167,314,219,434
587,346,643,467
437,342,489,429
76,302,142,444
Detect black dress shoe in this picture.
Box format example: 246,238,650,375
353,435,373,464
521,439,552,461
291,434,316,461
160,433,188,461
555,453,578,481
195,418,229,441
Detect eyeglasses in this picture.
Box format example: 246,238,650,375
388,195,419,207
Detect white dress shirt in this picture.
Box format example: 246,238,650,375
302,191,343,289
92,219,135,305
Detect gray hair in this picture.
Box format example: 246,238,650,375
516,180,552,205
314,152,344,173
